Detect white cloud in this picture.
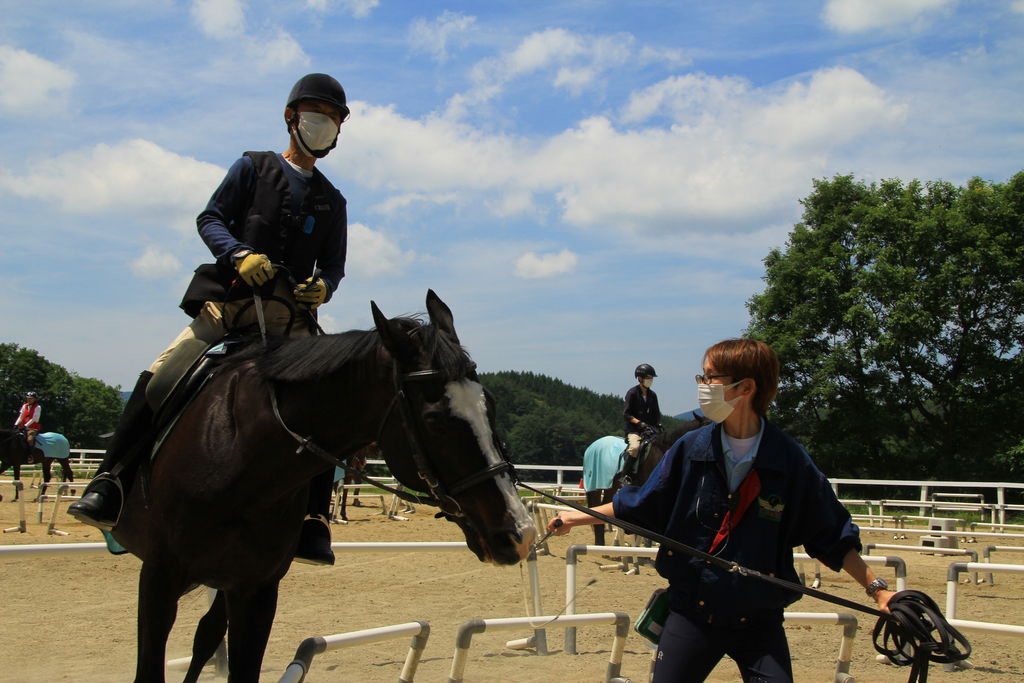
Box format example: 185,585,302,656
190,0,245,39
514,249,578,279
823,0,958,33
131,246,182,280
344,65,905,237
621,73,749,124
246,28,309,72
409,11,476,62
445,28,634,119
485,189,537,218
0,138,225,233
0,46,76,116
346,223,417,278
305,0,378,17
371,192,459,215
1012,0,1024,13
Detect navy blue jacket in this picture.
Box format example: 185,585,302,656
613,421,860,618
623,384,661,434
197,153,346,295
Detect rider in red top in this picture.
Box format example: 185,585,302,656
13,392,42,446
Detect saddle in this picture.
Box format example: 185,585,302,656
147,335,246,457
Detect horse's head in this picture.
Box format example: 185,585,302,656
0,429,30,469
371,291,537,565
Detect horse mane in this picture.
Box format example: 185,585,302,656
230,316,475,384
654,417,711,451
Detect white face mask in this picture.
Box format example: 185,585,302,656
697,379,744,423
641,378,653,388
293,111,339,158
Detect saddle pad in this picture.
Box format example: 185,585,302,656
583,436,626,491
33,432,70,460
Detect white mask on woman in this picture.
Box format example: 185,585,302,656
697,379,744,423
293,111,339,158
641,378,653,388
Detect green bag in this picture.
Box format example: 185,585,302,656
634,587,670,645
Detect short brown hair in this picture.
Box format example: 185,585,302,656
703,338,779,416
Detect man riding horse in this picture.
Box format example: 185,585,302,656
70,73,351,566
622,363,661,484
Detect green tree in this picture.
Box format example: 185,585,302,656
480,370,683,470
747,172,1024,480
0,343,124,447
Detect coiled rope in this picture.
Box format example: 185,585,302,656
872,590,971,682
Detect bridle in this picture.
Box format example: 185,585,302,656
268,363,515,518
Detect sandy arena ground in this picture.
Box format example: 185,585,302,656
1,487,1022,682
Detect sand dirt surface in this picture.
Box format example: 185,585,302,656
2,489,1022,682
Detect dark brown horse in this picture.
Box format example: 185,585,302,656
333,443,371,521
585,418,709,545
0,429,74,501
109,291,537,682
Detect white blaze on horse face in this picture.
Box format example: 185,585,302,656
445,380,502,466
445,379,536,554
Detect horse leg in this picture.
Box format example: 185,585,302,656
38,461,52,501
184,590,227,683
586,491,605,546
135,559,186,683
340,487,349,521
224,583,280,682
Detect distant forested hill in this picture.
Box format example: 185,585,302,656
479,371,682,467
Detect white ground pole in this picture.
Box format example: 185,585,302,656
864,543,978,583
981,546,1024,584
448,612,630,683
856,526,1024,542
3,480,27,533
277,621,430,683
44,484,71,536
505,545,550,654
945,562,1024,637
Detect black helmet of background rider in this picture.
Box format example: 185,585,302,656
285,73,350,158
634,364,657,379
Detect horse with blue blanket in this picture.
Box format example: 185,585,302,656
582,417,710,545
0,428,74,501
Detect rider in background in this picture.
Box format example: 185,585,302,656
13,391,42,447
70,74,350,566
622,363,661,484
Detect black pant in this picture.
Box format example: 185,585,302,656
653,608,792,682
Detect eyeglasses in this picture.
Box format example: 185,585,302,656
695,373,731,385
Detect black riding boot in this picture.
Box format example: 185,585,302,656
621,452,639,486
294,469,335,566
68,371,155,531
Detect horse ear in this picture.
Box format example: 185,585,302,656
371,300,417,363
425,289,459,342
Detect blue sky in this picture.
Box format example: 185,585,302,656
2,0,1022,416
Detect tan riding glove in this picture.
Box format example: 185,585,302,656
293,277,328,309
235,252,275,287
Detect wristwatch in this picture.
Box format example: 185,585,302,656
232,249,252,265
865,577,889,597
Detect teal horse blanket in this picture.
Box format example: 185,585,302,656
583,435,626,491
33,432,70,460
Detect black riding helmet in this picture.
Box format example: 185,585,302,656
634,364,657,378
24,391,39,400
287,73,350,121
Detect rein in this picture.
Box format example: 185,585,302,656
518,481,970,682
267,365,514,518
